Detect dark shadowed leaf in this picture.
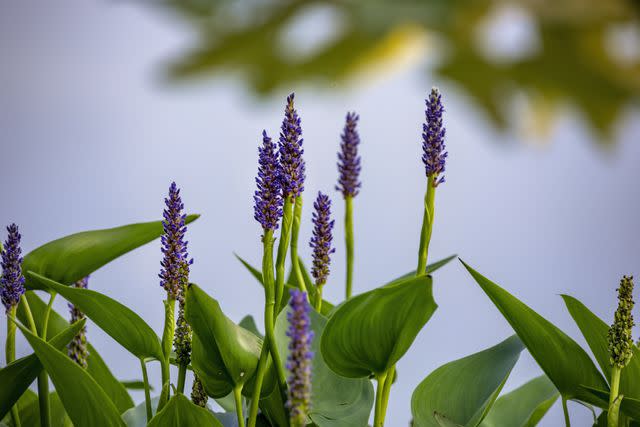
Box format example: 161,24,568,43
147,394,223,427
321,274,436,378
23,215,199,290
2,390,72,427
412,336,525,427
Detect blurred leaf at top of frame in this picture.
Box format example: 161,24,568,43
147,0,640,144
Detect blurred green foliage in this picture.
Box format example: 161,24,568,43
149,0,640,142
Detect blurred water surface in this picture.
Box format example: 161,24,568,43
0,1,639,426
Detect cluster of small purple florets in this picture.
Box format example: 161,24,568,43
310,193,335,286
336,112,362,198
286,289,314,425
254,131,283,231
68,276,90,368
1,224,26,312
422,87,447,187
279,93,305,200
159,182,193,300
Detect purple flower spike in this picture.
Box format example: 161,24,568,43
422,87,447,187
286,289,313,426
68,276,90,368
279,93,305,200
336,112,362,198
159,182,193,300
254,130,283,231
310,192,335,287
1,224,26,312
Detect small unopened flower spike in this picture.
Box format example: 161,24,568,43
254,130,283,231
422,87,447,187
336,112,362,198
279,93,305,200
310,192,335,288
68,276,90,368
1,224,26,312
608,275,635,368
191,375,209,408
286,289,313,427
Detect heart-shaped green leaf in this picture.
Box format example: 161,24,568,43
185,283,273,398
412,335,525,427
27,272,164,361
0,319,86,420
274,305,375,426
321,274,436,378
479,375,559,427
16,291,133,413
562,294,640,399
461,260,609,404
13,321,125,427
147,394,223,427
22,215,199,290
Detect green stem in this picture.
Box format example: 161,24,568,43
7,305,21,427
373,372,388,427
345,196,354,299
290,196,307,294
416,176,435,276
380,365,395,420
315,284,324,312
608,366,622,427
234,385,246,427
20,294,38,334
140,358,153,423
247,340,270,427
177,364,187,395
562,397,571,427
37,292,56,427
275,198,294,312
159,297,176,410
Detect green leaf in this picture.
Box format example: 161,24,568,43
479,375,559,427
147,394,223,427
122,397,160,427
579,386,640,420
461,260,609,404
274,306,375,426
0,319,86,420
16,291,134,413
411,335,525,427
2,391,72,427
562,294,640,399
13,321,125,427
392,254,458,282
27,272,164,361
238,315,261,338
321,274,437,377
185,283,273,398
22,215,199,290
120,380,151,390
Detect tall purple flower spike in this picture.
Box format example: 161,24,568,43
422,87,447,187
1,224,26,312
279,93,305,200
254,130,283,231
336,112,362,198
68,276,90,368
310,192,335,287
286,289,314,426
159,182,192,300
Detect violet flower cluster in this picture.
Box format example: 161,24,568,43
279,93,305,200
254,130,283,231
68,276,90,368
336,112,362,198
286,289,314,425
422,87,447,187
1,224,26,312
310,193,335,287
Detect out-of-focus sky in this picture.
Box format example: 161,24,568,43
1,1,639,426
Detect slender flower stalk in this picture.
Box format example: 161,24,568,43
191,375,209,408
309,192,335,311
286,289,313,427
67,276,90,368
607,275,635,427
336,112,361,299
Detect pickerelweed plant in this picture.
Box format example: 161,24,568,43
0,89,637,427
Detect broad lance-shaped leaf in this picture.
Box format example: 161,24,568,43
185,283,274,398
28,272,164,361
479,375,559,427
562,295,640,400
0,319,86,420
579,386,640,421
411,335,525,427
461,260,609,405
147,394,223,427
321,274,436,378
13,321,125,427
274,305,375,427
392,254,457,282
16,290,133,412
22,215,199,290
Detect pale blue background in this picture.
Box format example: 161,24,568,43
1,1,639,426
